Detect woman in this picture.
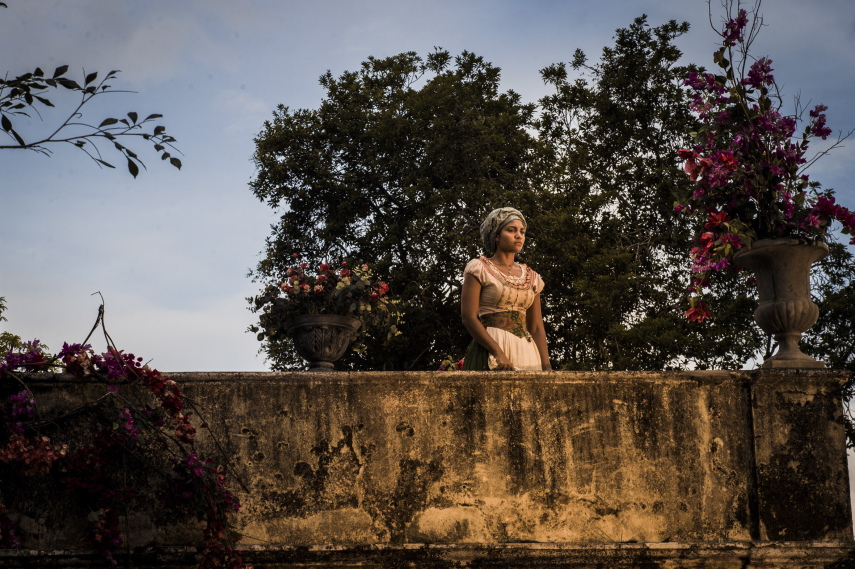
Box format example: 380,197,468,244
461,207,551,371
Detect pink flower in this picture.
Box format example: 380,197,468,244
705,211,730,228
685,302,712,323
803,214,821,228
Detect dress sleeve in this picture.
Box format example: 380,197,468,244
464,258,487,285
531,268,544,295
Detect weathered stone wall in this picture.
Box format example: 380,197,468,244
2,369,852,567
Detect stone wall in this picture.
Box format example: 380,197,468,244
2,369,853,568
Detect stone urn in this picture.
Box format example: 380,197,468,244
285,314,361,370
733,238,828,368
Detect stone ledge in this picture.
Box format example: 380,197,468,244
2,542,855,568
6,370,851,549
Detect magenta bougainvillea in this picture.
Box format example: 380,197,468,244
0,331,247,568
675,5,854,322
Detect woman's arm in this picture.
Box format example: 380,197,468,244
461,272,514,370
526,294,552,371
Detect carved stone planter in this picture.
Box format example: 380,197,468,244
734,238,828,368
285,314,361,370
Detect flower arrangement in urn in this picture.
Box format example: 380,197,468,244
675,2,854,323
250,254,398,368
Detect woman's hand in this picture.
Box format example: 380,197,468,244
493,351,514,370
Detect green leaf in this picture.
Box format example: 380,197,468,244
153,125,166,136
99,117,119,128
96,159,115,169
169,157,182,170
1,114,11,132
145,113,163,121
127,111,138,124
85,71,98,86
10,128,24,146
127,159,140,178
34,96,54,107
57,78,81,90
53,65,69,78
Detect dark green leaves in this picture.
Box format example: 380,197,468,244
1,65,181,176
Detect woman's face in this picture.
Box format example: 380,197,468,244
495,219,525,254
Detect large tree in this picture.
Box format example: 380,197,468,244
250,50,541,370
531,16,762,370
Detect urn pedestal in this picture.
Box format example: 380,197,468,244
285,314,361,370
734,238,828,368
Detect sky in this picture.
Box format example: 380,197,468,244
1,0,854,372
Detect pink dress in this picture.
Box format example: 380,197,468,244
464,256,544,370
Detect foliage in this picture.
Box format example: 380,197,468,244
0,64,181,177
0,305,247,568
675,1,854,321
250,49,540,370
0,297,23,355
249,256,399,363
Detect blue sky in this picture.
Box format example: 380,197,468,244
1,0,854,372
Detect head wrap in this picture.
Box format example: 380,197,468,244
480,207,527,256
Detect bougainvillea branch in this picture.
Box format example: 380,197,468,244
675,0,854,321
0,302,248,568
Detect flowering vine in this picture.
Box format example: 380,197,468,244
0,307,248,568
437,355,464,371
675,1,854,322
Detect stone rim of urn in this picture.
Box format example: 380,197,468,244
733,237,828,369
